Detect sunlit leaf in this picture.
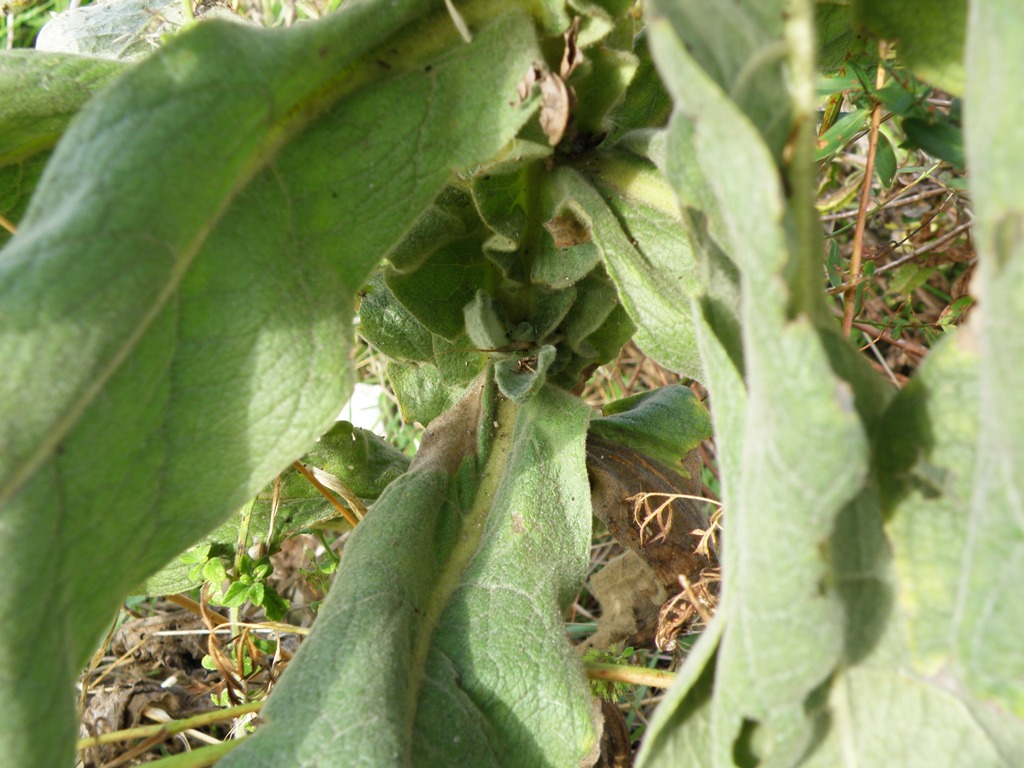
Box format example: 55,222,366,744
0,6,541,764
961,0,1024,713
218,381,600,767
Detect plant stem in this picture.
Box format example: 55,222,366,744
166,592,230,624
585,662,677,690
132,737,244,767
293,460,361,527
842,40,888,336
77,700,262,749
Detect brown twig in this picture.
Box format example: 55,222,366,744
0,211,16,235
870,220,972,277
827,192,957,296
842,40,888,336
292,461,361,527
167,593,229,625
852,321,929,358
819,184,951,222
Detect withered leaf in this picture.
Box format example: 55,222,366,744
539,72,571,146
544,207,592,248
515,62,541,103
586,434,712,590
581,550,666,651
561,16,582,80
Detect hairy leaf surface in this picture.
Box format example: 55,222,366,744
0,51,125,248
0,5,541,763
643,3,869,764
219,381,600,767
561,162,702,378
961,0,1024,713
0,50,125,166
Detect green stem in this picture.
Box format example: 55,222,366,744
136,738,244,767
584,662,677,690
404,388,519,737
77,700,262,749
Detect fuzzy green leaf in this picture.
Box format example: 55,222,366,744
388,233,500,341
0,51,126,248
604,32,672,143
643,0,793,159
644,4,871,765
358,272,436,364
0,50,125,166
0,6,542,764
961,0,1024,714
218,381,600,767
470,139,551,244
590,385,711,481
561,159,702,378
463,289,512,350
493,343,557,403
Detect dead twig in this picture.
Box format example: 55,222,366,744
842,40,889,335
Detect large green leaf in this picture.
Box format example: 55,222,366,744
219,379,600,766
589,385,710,481
784,332,1024,765
0,5,543,764
643,2,871,765
961,0,1024,714
644,0,793,159
642,2,1024,766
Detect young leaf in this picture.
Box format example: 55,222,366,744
358,271,436,364
493,343,556,403
560,160,703,378
464,289,512,350
813,107,869,162
589,385,711,481
218,381,600,767
387,233,500,341
874,131,897,187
